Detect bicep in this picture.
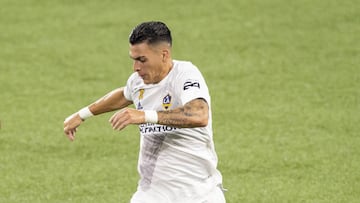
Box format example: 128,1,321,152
112,87,133,109
90,87,133,115
183,98,209,118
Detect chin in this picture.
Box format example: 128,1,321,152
142,79,151,84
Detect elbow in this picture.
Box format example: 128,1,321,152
192,114,209,127
197,120,208,127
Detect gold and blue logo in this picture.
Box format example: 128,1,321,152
162,94,172,110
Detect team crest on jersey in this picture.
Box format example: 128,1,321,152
162,94,172,110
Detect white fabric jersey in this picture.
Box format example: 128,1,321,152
124,60,223,202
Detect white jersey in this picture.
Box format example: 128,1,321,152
124,60,223,202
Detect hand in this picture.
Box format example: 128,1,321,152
109,108,145,131
63,113,83,141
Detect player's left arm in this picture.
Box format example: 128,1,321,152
109,98,208,131
157,98,209,128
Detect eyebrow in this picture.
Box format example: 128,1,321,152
130,55,146,61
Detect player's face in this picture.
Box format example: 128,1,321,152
129,42,167,84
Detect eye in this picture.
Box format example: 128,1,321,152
139,58,147,63
134,57,147,63
130,55,147,63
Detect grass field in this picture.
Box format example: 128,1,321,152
1,0,359,202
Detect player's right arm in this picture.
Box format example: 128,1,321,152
63,87,132,141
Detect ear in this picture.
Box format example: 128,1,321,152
162,48,170,62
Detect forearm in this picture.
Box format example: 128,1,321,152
88,87,132,115
157,98,209,128
64,88,132,140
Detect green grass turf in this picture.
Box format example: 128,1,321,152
1,0,359,202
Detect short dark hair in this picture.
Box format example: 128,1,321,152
129,21,172,46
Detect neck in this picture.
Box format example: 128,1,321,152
152,59,173,84
162,59,173,79
166,59,173,73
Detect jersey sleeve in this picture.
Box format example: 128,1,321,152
123,86,132,101
123,73,137,101
178,64,210,105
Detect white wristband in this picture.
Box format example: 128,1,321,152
144,110,158,124
78,107,94,120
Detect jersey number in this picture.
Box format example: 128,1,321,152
183,81,200,90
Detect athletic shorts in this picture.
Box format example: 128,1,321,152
130,184,226,203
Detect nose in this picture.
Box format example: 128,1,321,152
133,61,141,72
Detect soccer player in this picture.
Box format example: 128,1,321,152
63,21,226,203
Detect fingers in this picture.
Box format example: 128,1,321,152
109,110,129,131
64,126,76,141
109,108,146,131
63,113,82,141
109,112,117,123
